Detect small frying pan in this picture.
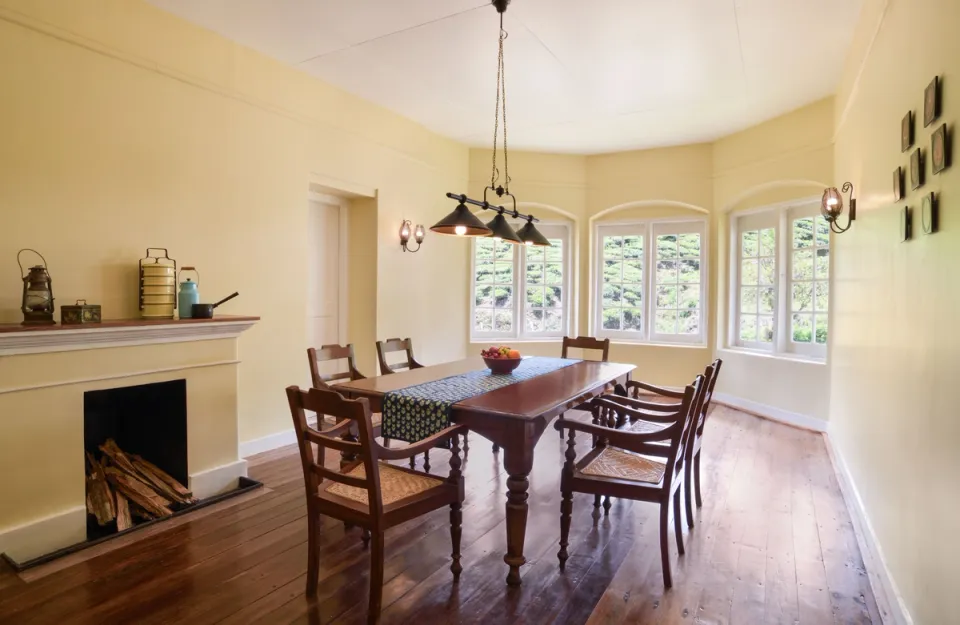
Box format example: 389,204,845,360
191,292,239,319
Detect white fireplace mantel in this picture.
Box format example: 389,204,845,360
0,315,259,356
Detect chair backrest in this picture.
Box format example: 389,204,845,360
561,336,610,362
285,386,383,518
307,344,365,390
693,358,723,437
666,374,705,485
376,337,422,375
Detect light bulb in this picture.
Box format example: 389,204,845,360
524,240,533,246
455,225,467,236
492,236,501,241
827,197,839,207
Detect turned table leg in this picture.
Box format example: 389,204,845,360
501,423,538,586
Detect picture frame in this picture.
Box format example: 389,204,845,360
932,123,950,174
900,206,912,242
921,192,938,235
893,166,904,200
924,76,941,127
902,110,914,152
910,147,924,190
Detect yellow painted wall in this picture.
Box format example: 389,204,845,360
831,0,960,621
0,0,469,447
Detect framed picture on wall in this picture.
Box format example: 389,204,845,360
910,148,925,190
902,111,914,152
893,166,904,200
932,123,951,174
924,76,941,127
922,192,938,234
900,206,912,242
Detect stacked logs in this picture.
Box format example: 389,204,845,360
84,439,196,532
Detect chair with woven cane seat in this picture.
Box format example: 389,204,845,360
376,337,469,467
553,336,612,442
555,374,704,588
286,386,465,624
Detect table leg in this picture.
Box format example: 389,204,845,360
501,423,538,586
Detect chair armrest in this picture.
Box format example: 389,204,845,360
555,416,678,454
592,397,681,423
626,380,685,399
375,424,466,460
597,395,681,413
409,358,426,370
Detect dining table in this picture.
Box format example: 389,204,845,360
335,355,635,586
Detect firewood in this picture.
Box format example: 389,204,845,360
115,492,133,531
131,454,194,501
99,439,140,479
85,451,116,525
104,467,172,518
129,502,154,521
129,457,195,505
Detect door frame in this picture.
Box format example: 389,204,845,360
307,191,349,346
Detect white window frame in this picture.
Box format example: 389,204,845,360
591,218,709,346
729,198,829,360
469,222,572,342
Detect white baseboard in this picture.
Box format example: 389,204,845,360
712,392,827,432
823,433,913,625
189,459,248,499
239,428,297,458
0,506,86,564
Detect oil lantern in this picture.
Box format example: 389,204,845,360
17,249,55,325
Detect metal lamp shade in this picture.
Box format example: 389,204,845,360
430,203,492,237
485,212,522,244
516,220,552,246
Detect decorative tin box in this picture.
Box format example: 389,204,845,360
61,299,102,325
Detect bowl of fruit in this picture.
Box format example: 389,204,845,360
481,346,522,374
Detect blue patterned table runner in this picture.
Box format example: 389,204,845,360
381,357,580,443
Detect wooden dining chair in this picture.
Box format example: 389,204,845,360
376,337,469,462
554,375,704,588
286,386,465,623
625,359,723,526
554,336,612,439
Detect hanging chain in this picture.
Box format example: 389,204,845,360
490,13,510,193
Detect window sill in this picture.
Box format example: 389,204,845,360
605,340,709,350
717,347,827,365
469,338,565,345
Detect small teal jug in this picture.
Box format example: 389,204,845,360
178,267,200,318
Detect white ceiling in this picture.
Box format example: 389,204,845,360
147,0,863,154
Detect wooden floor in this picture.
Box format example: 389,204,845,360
0,406,880,624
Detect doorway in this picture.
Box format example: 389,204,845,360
307,193,348,349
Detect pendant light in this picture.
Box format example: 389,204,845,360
432,0,551,247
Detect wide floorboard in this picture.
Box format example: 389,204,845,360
0,406,880,624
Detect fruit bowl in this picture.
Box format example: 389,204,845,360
483,355,522,375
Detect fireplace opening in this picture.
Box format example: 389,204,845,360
84,379,190,541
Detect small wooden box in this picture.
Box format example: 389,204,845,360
61,300,102,325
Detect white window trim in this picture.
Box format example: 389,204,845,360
469,222,572,342
591,217,709,346
728,197,829,361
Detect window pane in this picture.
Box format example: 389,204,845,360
657,235,678,260
740,287,758,314
792,283,813,312
759,287,775,315
793,250,813,280
657,260,677,284
679,259,700,284
792,314,813,343
623,309,643,331
623,260,643,283
758,316,774,343
622,284,643,307
742,230,759,257
623,236,643,259
657,285,678,308
603,260,622,283
740,316,757,342
493,286,513,308
475,309,493,331
545,241,563,262
476,239,494,259
544,309,562,332
603,236,623,257
741,259,759,285
544,263,563,285
475,260,494,283
476,285,494,307
656,310,678,334
525,245,544,262
678,233,701,258
759,258,775,285
815,282,829,312
526,287,544,307
545,286,562,308
815,217,830,247
526,262,543,285
525,309,543,332
816,249,830,279
815,314,828,344
759,228,776,257
495,263,513,283
679,284,700,309
602,284,622,306
602,308,622,330
793,217,814,248
679,310,699,334
494,240,513,261
494,310,512,332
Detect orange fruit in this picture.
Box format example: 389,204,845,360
508,349,521,359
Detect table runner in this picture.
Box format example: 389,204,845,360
381,357,579,443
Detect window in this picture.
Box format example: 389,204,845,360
471,224,571,341
594,220,707,344
731,201,830,359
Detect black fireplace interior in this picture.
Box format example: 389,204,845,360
84,379,188,538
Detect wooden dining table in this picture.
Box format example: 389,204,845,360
335,356,635,586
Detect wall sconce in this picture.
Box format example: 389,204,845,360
399,220,425,252
821,182,856,234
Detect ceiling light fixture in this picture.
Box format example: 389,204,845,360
430,0,551,247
